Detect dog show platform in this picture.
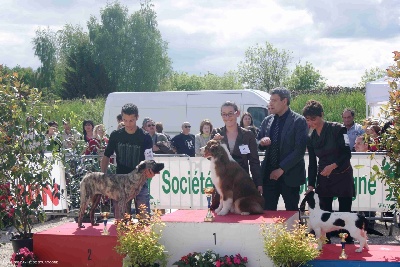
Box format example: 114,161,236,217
33,210,399,267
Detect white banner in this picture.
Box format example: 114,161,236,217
150,153,397,211
41,156,68,211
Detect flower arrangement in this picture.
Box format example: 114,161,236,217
114,204,168,267
173,249,248,267
10,247,37,267
261,218,320,267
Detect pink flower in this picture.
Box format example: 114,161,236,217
243,256,248,262
234,256,241,264
215,260,221,267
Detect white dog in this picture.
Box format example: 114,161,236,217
299,191,369,252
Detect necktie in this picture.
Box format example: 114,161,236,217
269,117,280,168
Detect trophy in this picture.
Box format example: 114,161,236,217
204,187,215,222
101,212,110,235
338,232,348,259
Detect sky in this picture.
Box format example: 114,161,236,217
0,0,399,87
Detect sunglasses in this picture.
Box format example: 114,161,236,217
184,125,191,128
147,124,155,127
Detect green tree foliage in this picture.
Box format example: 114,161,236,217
0,65,55,236
32,27,57,89
88,0,172,92
285,61,326,91
61,42,112,99
372,51,400,206
358,66,386,88
161,71,243,91
237,41,292,91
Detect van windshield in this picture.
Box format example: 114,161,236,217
247,107,268,128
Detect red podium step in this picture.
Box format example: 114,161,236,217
33,222,122,267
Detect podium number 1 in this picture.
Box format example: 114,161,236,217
88,248,92,260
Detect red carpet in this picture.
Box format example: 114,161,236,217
317,244,400,262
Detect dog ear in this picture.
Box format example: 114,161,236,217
299,196,307,212
137,161,147,172
307,191,316,210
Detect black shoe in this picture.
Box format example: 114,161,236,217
345,236,354,244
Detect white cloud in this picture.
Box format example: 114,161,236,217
0,0,398,87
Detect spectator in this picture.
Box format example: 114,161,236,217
117,114,122,124
303,100,355,243
195,119,213,156
171,122,195,157
60,119,81,150
257,88,307,211
354,136,369,152
144,118,173,154
86,124,108,156
155,122,171,141
341,108,364,151
82,120,94,143
101,103,155,218
117,121,125,130
45,121,61,152
240,112,259,137
365,125,381,151
142,117,151,132
211,101,262,194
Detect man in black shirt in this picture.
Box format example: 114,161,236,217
171,122,195,157
101,103,155,218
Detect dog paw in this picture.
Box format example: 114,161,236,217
78,224,86,228
217,210,229,216
240,212,250,215
355,248,363,253
215,208,222,213
92,223,99,226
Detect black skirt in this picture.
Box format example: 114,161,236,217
315,165,355,198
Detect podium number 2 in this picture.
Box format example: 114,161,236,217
88,249,92,260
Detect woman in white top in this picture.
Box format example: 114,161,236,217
194,119,213,156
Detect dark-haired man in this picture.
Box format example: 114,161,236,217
257,87,308,211
342,108,364,151
101,103,155,218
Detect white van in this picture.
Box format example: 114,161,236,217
103,89,270,137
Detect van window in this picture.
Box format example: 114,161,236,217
247,107,268,128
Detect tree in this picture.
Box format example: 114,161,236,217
285,61,326,91
358,67,386,88
61,42,112,99
32,27,58,89
237,42,292,91
87,0,171,92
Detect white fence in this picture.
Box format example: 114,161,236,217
149,153,397,212
43,153,396,212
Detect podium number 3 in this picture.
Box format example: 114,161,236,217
88,248,92,260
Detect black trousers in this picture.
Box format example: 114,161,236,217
263,176,300,211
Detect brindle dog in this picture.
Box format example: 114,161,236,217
77,160,164,228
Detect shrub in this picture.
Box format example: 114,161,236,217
261,218,320,267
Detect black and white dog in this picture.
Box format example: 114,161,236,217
299,191,369,252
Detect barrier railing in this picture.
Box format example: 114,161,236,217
43,153,397,214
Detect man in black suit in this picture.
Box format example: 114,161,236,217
257,87,308,211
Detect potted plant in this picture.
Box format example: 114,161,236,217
114,204,169,267
0,67,55,252
261,218,320,267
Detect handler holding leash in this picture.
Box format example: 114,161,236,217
101,103,155,218
303,100,355,243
